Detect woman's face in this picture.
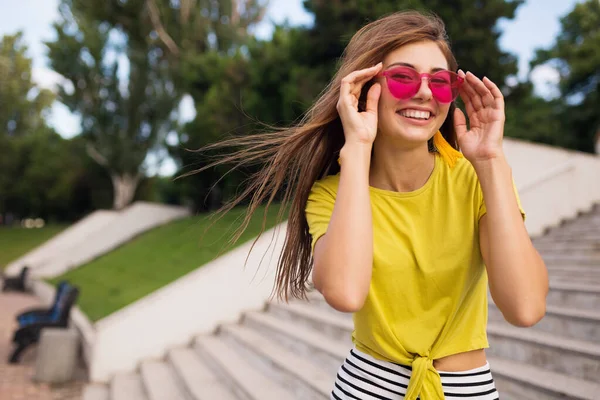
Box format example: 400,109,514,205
376,41,452,146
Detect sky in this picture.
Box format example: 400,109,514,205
0,0,583,174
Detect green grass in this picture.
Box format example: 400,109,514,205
49,204,285,322
0,225,68,270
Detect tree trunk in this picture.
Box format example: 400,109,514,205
111,173,140,210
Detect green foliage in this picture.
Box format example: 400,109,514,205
503,82,567,147
0,32,95,222
46,1,179,176
297,0,522,86
530,0,600,152
0,128,112,221
0,32,55,137
0,225,67,269
49,203,282,321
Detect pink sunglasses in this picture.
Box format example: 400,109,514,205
378,66,464,103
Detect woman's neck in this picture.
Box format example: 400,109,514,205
369,142,435,193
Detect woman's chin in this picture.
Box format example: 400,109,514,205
391,124,436,144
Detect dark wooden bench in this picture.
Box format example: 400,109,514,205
9,282,79,363
2,266,29,292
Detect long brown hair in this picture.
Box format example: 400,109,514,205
192,11,460,300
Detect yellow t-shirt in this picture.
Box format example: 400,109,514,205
305,153,525,400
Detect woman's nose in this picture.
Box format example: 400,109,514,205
413,77,433,101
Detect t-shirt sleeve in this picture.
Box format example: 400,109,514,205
305,178,337,252
477,179,526,221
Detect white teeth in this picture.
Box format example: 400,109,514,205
399,109,431,119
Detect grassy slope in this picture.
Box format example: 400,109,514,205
0,225,67,270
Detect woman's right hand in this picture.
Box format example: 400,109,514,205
336,62,383,146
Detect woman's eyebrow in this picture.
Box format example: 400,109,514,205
386,62,448,73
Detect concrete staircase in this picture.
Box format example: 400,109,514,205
83,206,600,400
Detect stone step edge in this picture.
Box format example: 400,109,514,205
220,323,333,396
489,355,600,400
194,335,291,400
244,310,350,359
487,322,600,357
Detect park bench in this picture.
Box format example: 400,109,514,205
8,282,79,363
2,266,29,292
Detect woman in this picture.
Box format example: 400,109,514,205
200,11,548,400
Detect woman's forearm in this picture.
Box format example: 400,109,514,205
312,143,374,312
475,155,548,326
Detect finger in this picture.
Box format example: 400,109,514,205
458,90,481,129
482,76,505,107
453,107,468,141
341,63,382,87
459,74,483,110
458,87,477,117
365,83,381,114
466,72,495,107
340,63,383,100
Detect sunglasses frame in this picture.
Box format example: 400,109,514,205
378,66,464,103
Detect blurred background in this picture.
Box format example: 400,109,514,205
0,0,598,225
1,2,599,399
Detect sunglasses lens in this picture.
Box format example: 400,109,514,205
430,71,458,103
386,68,420,99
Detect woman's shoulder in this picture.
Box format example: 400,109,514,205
310,173,341,194
441,154,480,184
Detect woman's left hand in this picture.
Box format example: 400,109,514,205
454,70,505,164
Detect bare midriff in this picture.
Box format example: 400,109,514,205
433,349,487,372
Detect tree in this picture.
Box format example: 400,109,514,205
296,0,522,88
531,0,600,153
46,0,268,210
0,32,62,221
155,0,269,211
0,32,54,137
46,0,180,210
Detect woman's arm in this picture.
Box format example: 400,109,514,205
476,157,548,327
454,70,548,327
313,144,373,312
312,63,383,313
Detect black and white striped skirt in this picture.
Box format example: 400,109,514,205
331,348,499,400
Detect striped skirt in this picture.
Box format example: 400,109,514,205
331,348,499,400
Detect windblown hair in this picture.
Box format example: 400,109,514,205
194,11,460,301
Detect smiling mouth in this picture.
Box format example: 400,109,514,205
397,109,434,120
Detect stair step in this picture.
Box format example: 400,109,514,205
487,322,600,381
82,384,109,400
140,360,192,400
549,274,600,284
546,265,600,272
544,258,600,267
111,373,148,400
219,324,332,398
550,277,600,286
243,310,349,375
488,303,600,343
195,335,292,400
266,302,353,343
168,347,236,400
490,356,600,400
301,291,346,316
547,282,600,310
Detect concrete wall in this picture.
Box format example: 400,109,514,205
504,139,600,236
89,224,286,383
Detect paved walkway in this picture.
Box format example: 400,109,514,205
0,291,85,400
